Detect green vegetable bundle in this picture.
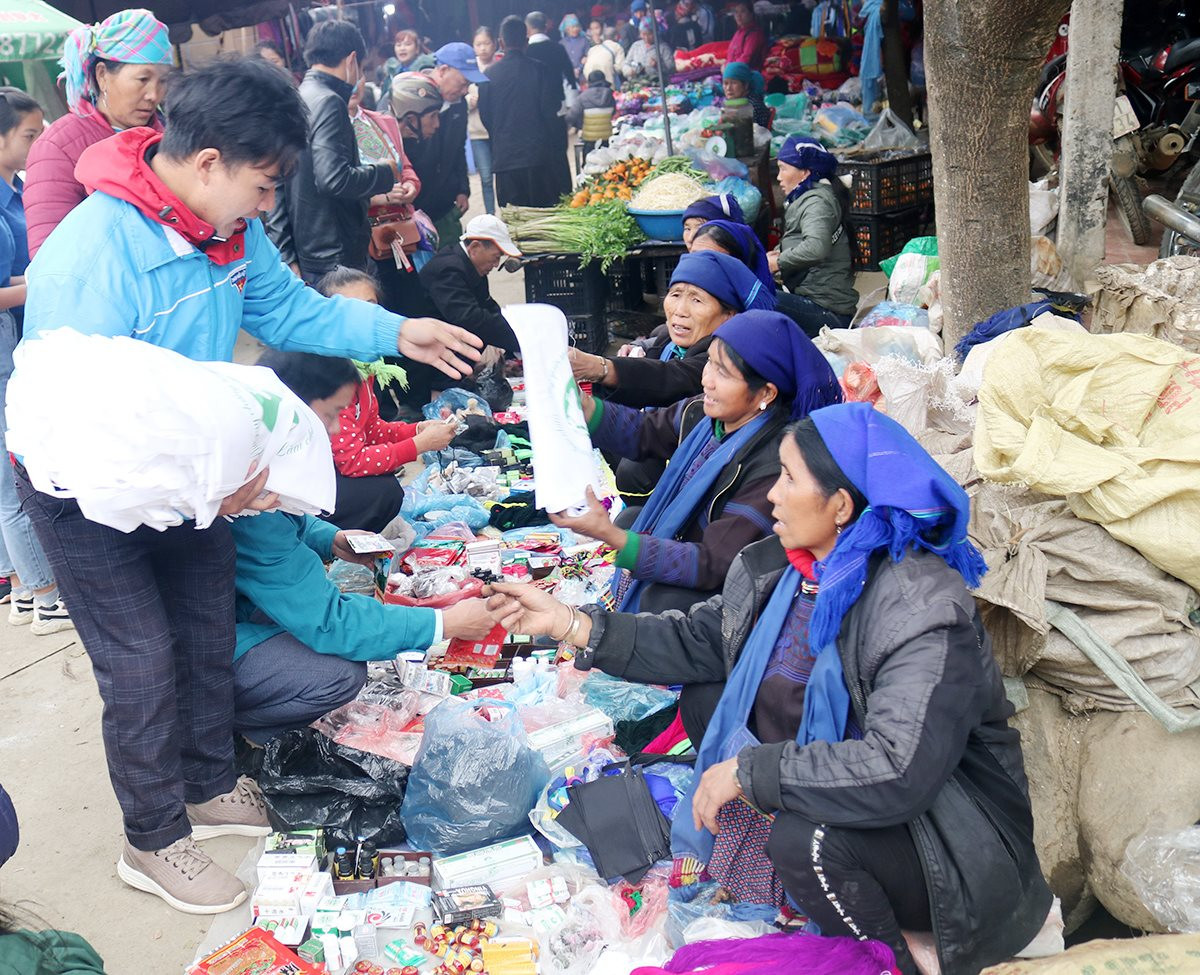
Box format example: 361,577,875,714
651,155,706,179
501,202,647,271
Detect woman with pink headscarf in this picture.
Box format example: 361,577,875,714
24,8,172,256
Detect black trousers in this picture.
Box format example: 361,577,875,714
497,166,561,208
16,467,237,851
322,473,404,534
767,812,932,975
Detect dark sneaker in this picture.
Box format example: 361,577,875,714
117,837,247,914
187,777,271,840
30,599,74,636
0,576,11,604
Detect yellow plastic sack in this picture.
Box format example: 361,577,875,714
974,329,1200,590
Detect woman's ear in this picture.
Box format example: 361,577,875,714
761,382,779,409
834,487,856,526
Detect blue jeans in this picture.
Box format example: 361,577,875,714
471,138,495,215
775,291,854,339
0,311,54,589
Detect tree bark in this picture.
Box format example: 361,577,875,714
924,0,1072,351
1056,0,1123,285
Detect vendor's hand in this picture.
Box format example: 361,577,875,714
549,487,624,549
332,530,383,567
692,757,745,835
767,250,781,274
580,390,596,423
219,469,279,517
397,181,418,204
442,597,498,641
413,418,457,453
455,193,470,215
567,346,606,383
485,581,571,637
396,318,483,379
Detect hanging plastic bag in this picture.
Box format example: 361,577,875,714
401,697,550,855
256,727,410,848
861,107,920,150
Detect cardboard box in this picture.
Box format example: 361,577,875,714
432,835,543,890
256,850,318,883
252,915,307,947
187,928,320,975
251,877,309,918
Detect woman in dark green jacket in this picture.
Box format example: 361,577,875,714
769,136,860,337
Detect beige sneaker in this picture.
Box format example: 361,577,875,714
117,837,247,914
187,777,271,840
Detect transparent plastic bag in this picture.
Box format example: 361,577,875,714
401,697,550,855
423,387,493,421
311,687,421,765
1122,827,1200,932
665,882,779,947
581,672,678,723
861,107,920,150
327,559,375,595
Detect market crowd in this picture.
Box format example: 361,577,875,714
0,7,1051,975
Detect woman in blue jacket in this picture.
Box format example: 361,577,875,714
230,353,493,744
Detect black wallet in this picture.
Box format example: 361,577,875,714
554,760,672,884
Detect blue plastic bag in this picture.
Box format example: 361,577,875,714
580,672,678,723
402,698,550,855
707,176,763,225
422,388,493,421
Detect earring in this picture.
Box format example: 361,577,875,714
758,401,767,411
835,522,843,535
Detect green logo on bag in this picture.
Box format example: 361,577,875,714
253,391,283,431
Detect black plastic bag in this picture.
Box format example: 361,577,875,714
255,728,409,848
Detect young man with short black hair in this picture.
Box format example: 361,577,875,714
17,56,480,915
266,20,405,282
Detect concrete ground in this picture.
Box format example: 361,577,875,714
0,162,1162,972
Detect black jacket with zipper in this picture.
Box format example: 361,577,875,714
265,69,394,277
418,243,518,353
604,332,713,409
581,537,1052,975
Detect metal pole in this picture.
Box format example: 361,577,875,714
1144,194,1200,242
646,0,675,156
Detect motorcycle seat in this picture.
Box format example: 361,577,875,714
1164,37,1200,73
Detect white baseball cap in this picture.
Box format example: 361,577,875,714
460,214,522,258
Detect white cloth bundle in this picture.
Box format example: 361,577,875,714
6,329,335,532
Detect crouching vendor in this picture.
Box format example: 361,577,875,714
486,403,1052,975
230,357,494,744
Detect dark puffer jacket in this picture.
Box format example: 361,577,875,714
580,537,1052,975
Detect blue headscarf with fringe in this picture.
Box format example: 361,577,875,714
778,134,840,203
683,193,745,225
697,218,775,295
672,401,986,867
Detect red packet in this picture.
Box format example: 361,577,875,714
442,622,507,669
187,927,320,974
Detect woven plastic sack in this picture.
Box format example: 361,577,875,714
974,329,1200,590
879,235,937,277
401,698,549,855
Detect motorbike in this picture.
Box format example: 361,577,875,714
1030,4,1200,245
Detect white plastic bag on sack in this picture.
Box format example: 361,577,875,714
814,322,942,379
503,304,608,515
888,252,938,305
6,328,335,532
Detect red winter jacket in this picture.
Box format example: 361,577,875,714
727,25,769,70
25,110,164,258
333,379,421,477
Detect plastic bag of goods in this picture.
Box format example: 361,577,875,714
401,697,550,855
6,328,334,532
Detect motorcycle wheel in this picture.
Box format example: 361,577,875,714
1109,173,1152,246
1159,161,1200,258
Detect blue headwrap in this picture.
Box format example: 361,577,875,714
669,250,774,312
696,218,775,296
714,311,841,419
778,135,840,202
682,193,745,225
561,14,582,29
0,784,16,869
671,401,985,871
722,60,764,98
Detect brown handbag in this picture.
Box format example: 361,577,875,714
368,204,422,263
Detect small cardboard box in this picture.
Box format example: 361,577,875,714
432,835,543,890
376,849,434,888
253,915,307,947
251,877,309,918
256,849,318,883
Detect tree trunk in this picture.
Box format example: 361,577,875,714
1056,0,1123,285
924,0,1072,352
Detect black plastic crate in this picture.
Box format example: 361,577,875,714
568,313,610,354
523,255,606,316
837,150,933,215
847,207,933,271
605,259,643,314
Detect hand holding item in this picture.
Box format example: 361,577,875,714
442,597,498,640
550,487,624,550
413,418,457,453
486,581,568,637
332,530,382,567
219,468,279,518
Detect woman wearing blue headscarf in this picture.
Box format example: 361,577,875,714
569,250,772,410
691,218,775,296
488,403,1052,975
682,192,744,248
769,135,860,337
553,309,840,621
722,61,770,127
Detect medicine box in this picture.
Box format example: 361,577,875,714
256,849,318,883
432,835,543,890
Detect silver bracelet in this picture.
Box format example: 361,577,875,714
551,607,575,642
